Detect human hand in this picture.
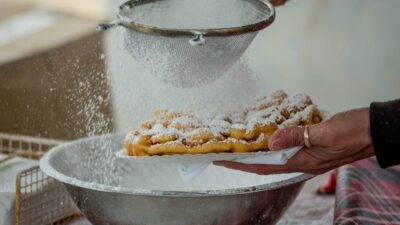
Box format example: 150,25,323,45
269,0,289,6
214,108,375,175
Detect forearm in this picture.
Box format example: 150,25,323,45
370,99,400,168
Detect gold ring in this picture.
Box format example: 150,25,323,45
304,125,311,148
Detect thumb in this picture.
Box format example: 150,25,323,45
268,126,305,150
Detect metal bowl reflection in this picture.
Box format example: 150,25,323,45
40,133,312,225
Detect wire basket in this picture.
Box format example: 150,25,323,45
0,132,82,225
16,166,82,225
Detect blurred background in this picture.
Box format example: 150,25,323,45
0,0,399,223
1,0,399,140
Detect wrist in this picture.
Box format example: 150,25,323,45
360,107,374,157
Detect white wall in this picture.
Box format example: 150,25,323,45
247,0,400,113
105,0,400,131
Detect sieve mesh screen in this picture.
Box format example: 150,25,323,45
124,29,257,87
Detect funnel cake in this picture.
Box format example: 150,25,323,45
124,90,322,156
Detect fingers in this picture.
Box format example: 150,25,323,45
213,158,333,176
269,122,328,150
213,161,292,175
269,0,288,6
213,145,347,175
268,126,305,150
214,148,312,175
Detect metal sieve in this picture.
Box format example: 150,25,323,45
98,0,275,87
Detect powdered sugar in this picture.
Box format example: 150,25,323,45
125,90,321,146
124,29,257,87
170,115,201,130
231,123,246,130
118,0,270,87
143,124,181,139
280,93,311,112
246,117,275,131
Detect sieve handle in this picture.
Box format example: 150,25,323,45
189,33,206,46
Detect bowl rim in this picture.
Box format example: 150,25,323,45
39,133,314,197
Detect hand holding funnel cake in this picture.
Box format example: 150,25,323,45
124,90,322,157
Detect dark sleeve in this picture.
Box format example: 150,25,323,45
370,99,400,168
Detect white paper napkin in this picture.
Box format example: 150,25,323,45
177,146,303,182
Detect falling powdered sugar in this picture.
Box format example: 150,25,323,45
119,0,270,87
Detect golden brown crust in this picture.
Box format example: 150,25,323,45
124,90,322,156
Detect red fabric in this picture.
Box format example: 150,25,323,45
318,170,338,195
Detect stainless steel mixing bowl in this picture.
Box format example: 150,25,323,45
40,133,313,225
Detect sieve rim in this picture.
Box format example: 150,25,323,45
114,0,275,37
